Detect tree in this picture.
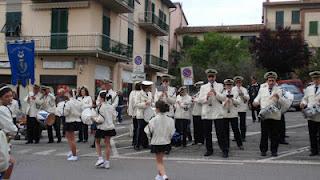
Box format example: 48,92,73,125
251,27,310,78
178,32,256,85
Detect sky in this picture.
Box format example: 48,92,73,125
178,0,296,26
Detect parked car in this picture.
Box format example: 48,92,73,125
278,79,304,93
279,84,304,111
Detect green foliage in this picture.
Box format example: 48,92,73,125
296,48,320,82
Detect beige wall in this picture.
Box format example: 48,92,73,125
265,7,301,30
178,31,260,42
170,4,188,51
304,12,320,47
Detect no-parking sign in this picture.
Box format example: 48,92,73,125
180,66,193,85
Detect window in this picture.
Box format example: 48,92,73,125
128,28,134,57
1,12,21,37
51,8,68,49
291,10,300,24
159,45,163,59
309,21,318,36
275,11,284,28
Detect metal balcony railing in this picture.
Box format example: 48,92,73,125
145,54,168,70
138,12,169,36
19,33,132,60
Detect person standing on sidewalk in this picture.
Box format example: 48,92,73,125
128,81,141,147
116,91,124,124
248,76,260,123
77,86,93,143
192,81,205,145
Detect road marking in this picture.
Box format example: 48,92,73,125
80,152,98,157
16,149,33,154
110,138,119,157
33,149,57,155
116,145,133,150
112,132,129,140
176,161,244,165
258,146,310,162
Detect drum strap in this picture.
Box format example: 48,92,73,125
97,105,105,120
62,101,67,116
5,105,12,118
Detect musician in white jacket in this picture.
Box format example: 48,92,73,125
127,81,141,146
192,81,204,145
174,86,192,147
154,75,176,118
300,71,320,156
253,72,287,157
220,79,244,158
62,89,82,161
232,76,250,141
144,100,175,180
198,69,224,156
0,84,18,179
24,84,42,144
94,91,117,169
77,86,93,143
134,81,153,150
96,79,119,108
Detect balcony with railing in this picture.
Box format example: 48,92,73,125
18,33,132,62
100,0,134,13
145,54,168,71
138,12,169,36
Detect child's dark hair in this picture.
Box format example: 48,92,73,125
99,92,107,100
0,84,12,97
155,100,170,113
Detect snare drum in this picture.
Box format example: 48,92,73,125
258,104,280,120
36,110,56,126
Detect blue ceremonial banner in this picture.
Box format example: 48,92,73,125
7,41,35,87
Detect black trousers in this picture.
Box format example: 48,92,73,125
203,119,213,152
176,119,188,146
227,117,243,147
47,116,62,142
193,115,204,144
136,119,148,148
251,108,260,122
238,112,247,140
308,120,320,154
214,119,229,153
132,118,138,146
26,116,41,143
279,114,286,142
78,122,89,141
260,119,281,154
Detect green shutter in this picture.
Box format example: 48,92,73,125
5,12,21,36
51,8,68,49
128,28,134,57
160,45,163,58
291,10,300,24
276,11,284,28
102,15,111,51
309,21,318,36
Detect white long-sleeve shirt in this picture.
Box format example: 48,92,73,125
24,92,42,117
301,84,320,122
135,90,153,120
96,89,119,108
7,99,20,118
154,86,176,117
77,96,93,111
174,94,192,120
144,114,175,145
220,89,241,118
232,86,249,112
35,93,56,114
96,103,116,131
192,91,202,116
0,105,18,135
127,90,138,117
63,98,82,123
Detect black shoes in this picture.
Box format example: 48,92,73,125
47,141,54,144
271,152,278,157
25,141,33,144
279,141,289,145
222,152,229,158
239,146,244,150
309,152,319,156
261,152,267,156
204,151,213,156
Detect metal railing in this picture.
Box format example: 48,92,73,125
138,12,169,32
19,33,133,59
119,0,134,8
146,54,168,69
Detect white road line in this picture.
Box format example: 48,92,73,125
116,145,133,150
258,146,310,162
16,149,33,154
110,139,119,157
176,161,244,165
80,152,98,157
33,149,57,155
112,132,129,140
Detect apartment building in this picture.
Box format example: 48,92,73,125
0,0,175,96
263,0,320,48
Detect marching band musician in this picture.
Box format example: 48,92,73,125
134,81,154,150
24,84,41,144
174,86,192,147
198,69,224,156
248,76,260,122
96,79,119,109
77,86,93,143
220,79,244,158
0,84,18,180
127,81,141,147
8,91,21,140
154,75,176,118
192,81,205,145
253,71,287,157
62,89,82,161
300,71,320,156
232,76,250,141
36,86,60,143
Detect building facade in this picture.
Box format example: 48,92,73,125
263,0,320,48
0,0,175,97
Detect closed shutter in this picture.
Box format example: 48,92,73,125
51,8,68,49
275,11,284,28
128,28,134,57
309,21,318,36
102,15,111,51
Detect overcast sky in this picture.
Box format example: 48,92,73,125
177,0,296,26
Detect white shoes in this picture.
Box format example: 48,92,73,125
67,151,72,158
95,159,105,167
155,174,169,180
104,161,110,169
67,156,78,161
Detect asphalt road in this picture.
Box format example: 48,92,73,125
10,111,320,180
